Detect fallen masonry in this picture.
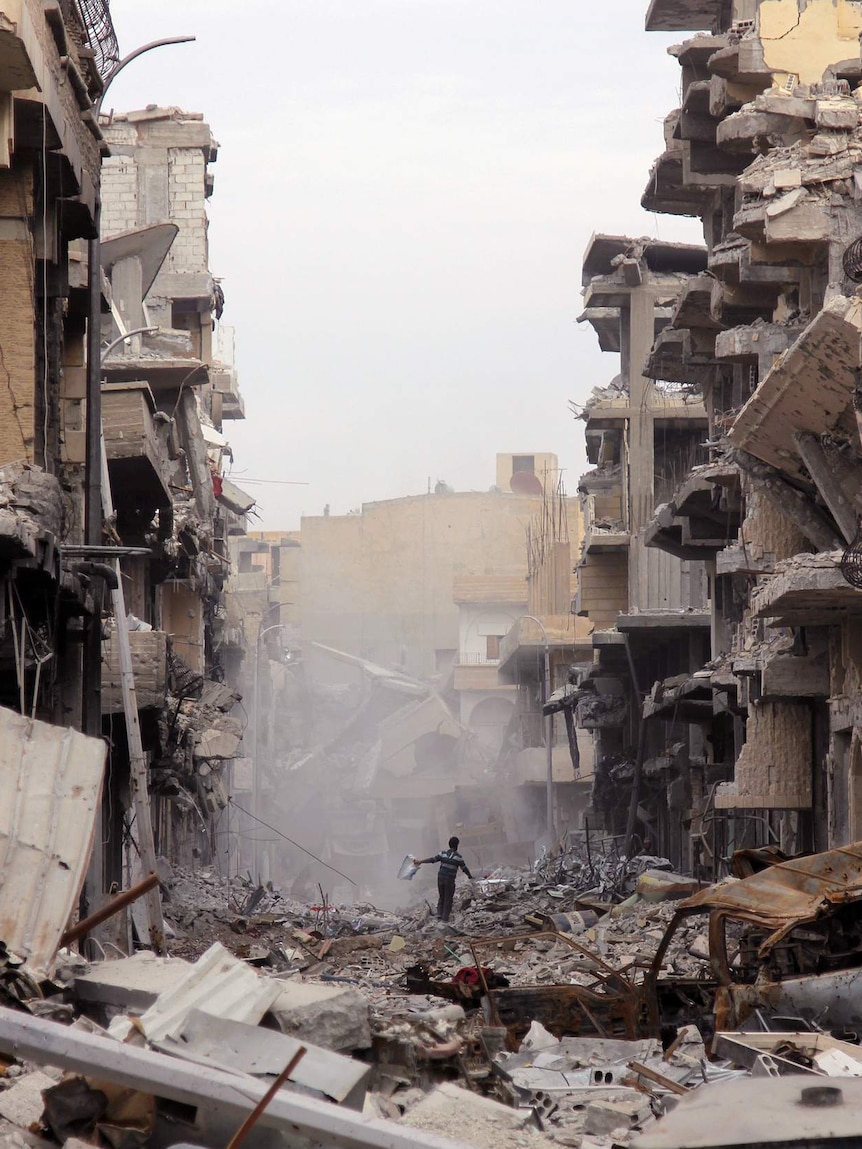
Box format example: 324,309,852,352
3,836,862,1148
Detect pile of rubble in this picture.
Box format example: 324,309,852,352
3,841,862,1149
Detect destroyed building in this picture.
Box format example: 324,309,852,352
222,457,595,899
574,0,862,873
95,106,251,888
0,0,112,732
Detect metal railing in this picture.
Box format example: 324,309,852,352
457,653,501,666
71,0,120,80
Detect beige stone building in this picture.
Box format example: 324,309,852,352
299,454,570,682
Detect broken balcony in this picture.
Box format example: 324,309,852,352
731,629,830,704
641,143,714,217
645,327,717,388
716,92,817,154
727,294,861,483
101,628,169,713
581,470,628,556
102,328,209,394
751,552,862,628
713,321,803,382
644,0,728,33
497,615,593,680
0,464,64,569
101,383,174,512
645,461,742,561
706,33,772,88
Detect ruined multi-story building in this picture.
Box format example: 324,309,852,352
97,107,250,887
575,0,862,872
0,0,114,735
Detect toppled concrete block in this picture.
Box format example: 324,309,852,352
268,980,371,1052
74,951,193,1014
585,1097,651,1137
815,99,858,130
0,1071,58,1128
401,1082,551,1149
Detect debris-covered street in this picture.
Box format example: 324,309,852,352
9,0,862,1147
6,829,862,1149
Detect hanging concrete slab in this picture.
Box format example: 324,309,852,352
727,294,862,482
0,706,106,977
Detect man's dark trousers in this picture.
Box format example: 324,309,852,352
437,874,456,921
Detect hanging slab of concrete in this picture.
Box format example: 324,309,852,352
728,294,862,482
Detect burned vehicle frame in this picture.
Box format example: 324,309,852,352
419,845,862,1048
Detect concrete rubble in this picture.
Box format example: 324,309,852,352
2,841,862,1149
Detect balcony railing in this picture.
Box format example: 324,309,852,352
68,0,119,81
458,653,501,666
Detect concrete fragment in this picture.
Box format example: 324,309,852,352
401,1082,550,1149
764,187,806,218
268,980,371,1052
687,935,710,961
815,100,858,130
0,1071,57,1128
108,942,281,1042
519,1020,558,1052
773,168,801,189
585,1098,651,1137
74,951,193,1014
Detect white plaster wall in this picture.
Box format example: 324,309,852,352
458,603,522,662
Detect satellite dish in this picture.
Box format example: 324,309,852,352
510,470,543,496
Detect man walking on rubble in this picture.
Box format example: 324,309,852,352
416,836,473,922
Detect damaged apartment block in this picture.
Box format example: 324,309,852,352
574,0,862,871
95,107,251,905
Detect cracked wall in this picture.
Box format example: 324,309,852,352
759,0,862,85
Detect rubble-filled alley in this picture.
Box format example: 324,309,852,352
9,1,862,1148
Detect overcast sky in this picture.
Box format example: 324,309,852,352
107,1,702,528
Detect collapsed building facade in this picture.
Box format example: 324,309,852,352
97,107,250,884
224,457,596,901
574,0,862,875
0,0,255,955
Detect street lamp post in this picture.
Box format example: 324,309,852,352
520,615,555,843
251,615,285,879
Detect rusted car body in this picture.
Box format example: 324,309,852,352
464,844,862,1045
657,842,862,1033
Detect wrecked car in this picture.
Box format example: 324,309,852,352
451,844,862,1047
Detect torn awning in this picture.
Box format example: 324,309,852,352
0,706,106,975
678,842,862,932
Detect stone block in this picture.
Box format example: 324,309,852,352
815,100,858,130
0,1071,58,1127
585,1097,650,1137
268,980,371,1052
74,951,192,1014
